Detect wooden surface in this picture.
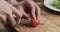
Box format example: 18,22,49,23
0,23,8,32
0,0,60,32
13,1,60,32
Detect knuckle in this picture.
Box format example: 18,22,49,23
19,14,23,18
19,12,23,17
7,13,12,17
20,13,23,17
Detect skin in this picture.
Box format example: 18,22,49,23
0,0,40,26
0,0,23,26
7,0,41,21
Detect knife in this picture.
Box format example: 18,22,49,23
4,23,19,32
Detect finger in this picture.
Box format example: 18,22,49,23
10,5,23,17
9,3,23,24
35,5,41,21
13,9,22,18
0,11,7,24
30,5,36,19
16,18,21,24
33,2,41,21
0,13,7,24
1,8,16,26
18,6,31,20
13,14,21,24
25,1,36,19
7,14,16,26
12,6,23,24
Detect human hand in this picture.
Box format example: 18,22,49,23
16,0,41,21
0,0,23,26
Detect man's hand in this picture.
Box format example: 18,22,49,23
16,0,41,21
0,0,23,26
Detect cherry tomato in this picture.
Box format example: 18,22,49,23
30,19,39,27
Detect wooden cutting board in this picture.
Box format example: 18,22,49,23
14,15,60,32
0,12,60,32
13,1,60,32
0,23,8,32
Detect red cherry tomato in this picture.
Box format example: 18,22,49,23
30,19,39,27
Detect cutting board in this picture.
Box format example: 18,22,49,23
0,12,60,32
0,23,8,32
14,15,60,32
13,1,60,32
